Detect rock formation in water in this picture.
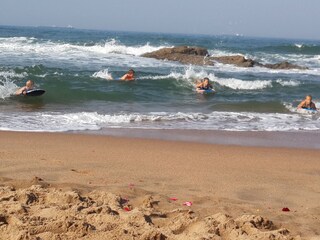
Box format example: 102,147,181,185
142,46,308,70
142,46,214,66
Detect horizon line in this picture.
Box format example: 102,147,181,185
1,24,320,42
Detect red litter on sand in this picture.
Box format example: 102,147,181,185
169,197,178,201
128,183,135,189
123,207,131,212
183,201,193,207
282,207,290,212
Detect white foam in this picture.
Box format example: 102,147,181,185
0,37,175,69
0,37,166,57
92,69,113,80
0,70,27,79
0,70,26,99
99,39,166,56
141,67,274,90
176,68,273,90
214,77,272,90
0,78,18,99
0,110,319,132
208,49,245,57
276,79,300,87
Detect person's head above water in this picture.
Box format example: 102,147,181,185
305,95,313,104
26,80,34,89
203,77,210,85
128,69,135,76
15,79,35,95
297,94,317,110
120,69,135,81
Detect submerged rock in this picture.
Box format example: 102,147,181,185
142,46,308,70
210,55,256,67
262,61,308,70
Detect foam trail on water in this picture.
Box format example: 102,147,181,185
92,69,113,80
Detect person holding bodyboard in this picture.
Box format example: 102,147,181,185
195,77,215,94
15,80,45,96
297,95,317,111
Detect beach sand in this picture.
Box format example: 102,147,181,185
0,131,319,239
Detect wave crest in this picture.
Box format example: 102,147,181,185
140,67,300,90
0,37,166,57
92,69,113,79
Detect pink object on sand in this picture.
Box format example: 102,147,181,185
183,201,193,207
128,183,135,188
169,197,178,201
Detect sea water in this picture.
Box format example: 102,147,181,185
0,25,319,132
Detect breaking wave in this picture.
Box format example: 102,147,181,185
139,67,301,90
0,37,167,57
0,110,319,132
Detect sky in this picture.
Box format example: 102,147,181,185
0,0,319,40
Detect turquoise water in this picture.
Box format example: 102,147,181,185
0,25,319,132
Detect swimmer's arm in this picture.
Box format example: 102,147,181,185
15,86,27,95
196,82,203,88
120,74,128,80
297,100,305,109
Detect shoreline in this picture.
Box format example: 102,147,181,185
83,128,320,150
1,130,320,239
2,128,320,150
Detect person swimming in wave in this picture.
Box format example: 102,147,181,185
120,69,135,81
15,80,34,95
196,77,213,92
297,95,317,110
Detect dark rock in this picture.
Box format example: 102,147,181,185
210,55,256,67
142,46,214,66
263,61,308,70
0,214,8,226
142,46,308,70
143,46,208,56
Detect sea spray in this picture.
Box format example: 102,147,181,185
0,76,19,99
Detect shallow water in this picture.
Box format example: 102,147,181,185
0,25,319,132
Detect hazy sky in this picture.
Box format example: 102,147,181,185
0,0,319,39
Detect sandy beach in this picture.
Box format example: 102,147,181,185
0,131,320,239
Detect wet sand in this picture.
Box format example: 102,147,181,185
95,128,320,149
0,131,320,239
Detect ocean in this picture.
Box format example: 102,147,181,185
0,25,319,132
